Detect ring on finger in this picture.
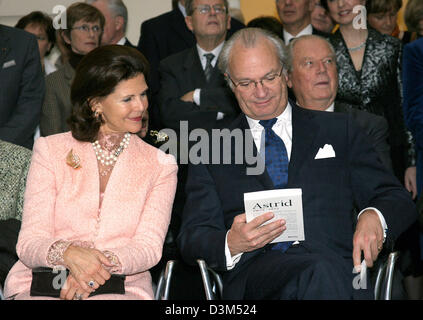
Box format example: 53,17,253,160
73,293,83,300
88,280,96,288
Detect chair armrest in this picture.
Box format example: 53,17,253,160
197,259,223,300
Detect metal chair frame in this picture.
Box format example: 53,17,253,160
155,249,400,300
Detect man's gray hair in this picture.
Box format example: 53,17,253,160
285,35,336,73
185,0,229,16
218,27,288,88
86,0,128,32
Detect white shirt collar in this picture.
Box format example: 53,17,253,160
325,102,335,112
178,1,187,18
117,37,126,45
246,101,293,130
283,24,313,46
196,41,225,69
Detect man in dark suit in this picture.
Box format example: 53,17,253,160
155,0,239,283
158,0,239,132
177,28,417,299
137,0,244,130
0,25,45,150
276,0,328,45
86,0,135,47
286,35,392,171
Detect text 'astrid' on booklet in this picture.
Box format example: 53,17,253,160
244,188,305,243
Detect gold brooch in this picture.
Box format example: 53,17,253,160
150,130,169,145
66,149,82,169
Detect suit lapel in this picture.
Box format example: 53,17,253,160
184,47,207,86
0,26,11,68
235,115,274,190
171,9,195,47
288,104,319,185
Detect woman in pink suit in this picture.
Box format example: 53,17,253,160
3,45,178,300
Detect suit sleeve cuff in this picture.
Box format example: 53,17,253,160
357,207,388,242
225,230,242,270
193,89,201,105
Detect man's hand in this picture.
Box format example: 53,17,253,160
353,210,384,270
404,166,417,200
227,212,285,256
180,91,195,102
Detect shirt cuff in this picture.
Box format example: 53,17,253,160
225,231,243,270
357,207,388,242
193,89,201,105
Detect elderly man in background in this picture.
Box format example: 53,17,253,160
86,0,134,46
286,35,392,170
276,0,328,46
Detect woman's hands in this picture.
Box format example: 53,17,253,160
60,273,90,300
62,245,113,295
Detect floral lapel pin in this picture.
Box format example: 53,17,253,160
150,130,169,145
66,149,82,169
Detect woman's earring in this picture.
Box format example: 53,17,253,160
94,110,102,121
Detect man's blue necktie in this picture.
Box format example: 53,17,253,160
259,118,292,252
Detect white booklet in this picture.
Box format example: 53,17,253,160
244,188,305,243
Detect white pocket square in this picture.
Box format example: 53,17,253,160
314,144,336,159
2,60,16,69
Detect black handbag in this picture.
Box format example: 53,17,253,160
30,267,125,298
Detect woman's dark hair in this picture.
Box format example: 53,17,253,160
68,45,150,142
15,11,56,56
320,0,329,11
366,0,402,14
247,16,284,39
404,0,423,32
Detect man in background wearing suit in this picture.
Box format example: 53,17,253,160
287,35,392,171
137,0,244,130
86,0,135,47
0,25,45,150
177,28,417,299
158,0,239,132
276,0,328,45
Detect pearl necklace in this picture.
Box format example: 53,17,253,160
92,132,131,166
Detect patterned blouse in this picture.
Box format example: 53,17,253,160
329,27,415,168
0,140,32,221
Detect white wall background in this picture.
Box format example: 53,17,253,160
0,0,172,45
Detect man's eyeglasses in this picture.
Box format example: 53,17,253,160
228,68,284,91
194,4,227,15
71,25,102,34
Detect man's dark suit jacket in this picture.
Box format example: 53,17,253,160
334,103,392,172
280,25,329,43
158,45,239,242
177,104,417,299
158,46,239,132
137,8,244,130
123,37,135,48
0,25,45,150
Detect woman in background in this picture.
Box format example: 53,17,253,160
404,0,423,40
40,2,104,137
367,0,415,44
15,11,56,75
322,0,416,197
